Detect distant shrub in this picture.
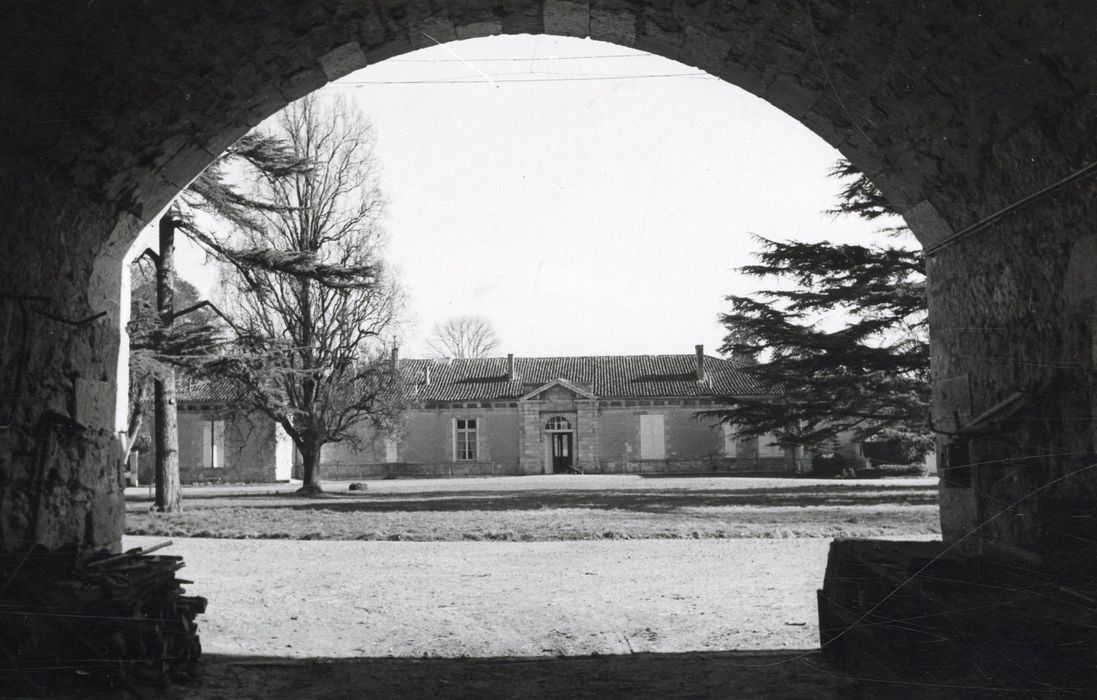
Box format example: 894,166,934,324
810,451,849,477
854,463,931,478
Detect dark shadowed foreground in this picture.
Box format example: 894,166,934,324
169,652,1010,700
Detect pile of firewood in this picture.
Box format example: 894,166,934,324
0,541,206,696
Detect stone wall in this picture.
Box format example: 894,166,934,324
930,183,1097,557
597,404,725,461
139,407,278,485
0,185,126,552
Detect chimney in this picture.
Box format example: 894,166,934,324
695,344,706,381
423,365,431,386
391,345,399,370
507,353,516,381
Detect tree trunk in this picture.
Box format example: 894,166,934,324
296,438,323,495
154,211,182,512
848,441,871,476
153,371,181,511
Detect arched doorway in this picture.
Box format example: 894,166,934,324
544,415,575,474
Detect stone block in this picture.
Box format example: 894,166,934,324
763,71,822,122
633,15,684,59
280,66,329,103
1062,234,1097,305
679,26,730,75
902,199,954,249
411,17,458,48
456,20,503,40
319,41,369,81
543,0,589,38
590,6,635,46
202,124,253,161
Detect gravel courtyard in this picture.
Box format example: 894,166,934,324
123,475,939,659
126,476,943,697
130,535,887,658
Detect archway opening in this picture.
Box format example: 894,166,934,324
8,4,1097,695
118,34,938,670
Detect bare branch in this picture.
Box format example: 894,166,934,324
200,93,406,492
427,315,501,359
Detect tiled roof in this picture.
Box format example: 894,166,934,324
400,354,764,403
176,354,765,404
176,376,248,403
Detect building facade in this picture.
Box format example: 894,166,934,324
137,347,799,484
132,377,294,485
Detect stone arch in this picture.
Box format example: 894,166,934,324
4,2,1097,582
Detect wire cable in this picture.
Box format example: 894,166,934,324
334,71,713,86
388,52,653,63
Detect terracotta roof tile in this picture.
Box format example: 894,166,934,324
177,354,763,404
400,354,763,402
175,376,248,403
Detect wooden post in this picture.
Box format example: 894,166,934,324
154,210,182,512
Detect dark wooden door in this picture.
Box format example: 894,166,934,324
552,433,573,473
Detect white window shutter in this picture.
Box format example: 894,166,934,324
201,422,213,468
212,420,225,468
640,414,665,460
722,423,737,457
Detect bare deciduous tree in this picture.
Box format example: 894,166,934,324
427,315,501,359
205,94,405,495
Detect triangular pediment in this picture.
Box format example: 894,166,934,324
519,377,598,402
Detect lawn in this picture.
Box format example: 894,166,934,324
125,474,940,541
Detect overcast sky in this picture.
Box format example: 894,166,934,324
160,35,903,359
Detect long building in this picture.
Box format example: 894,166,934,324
133,346,800,484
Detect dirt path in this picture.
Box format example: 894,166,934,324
127,536,856,659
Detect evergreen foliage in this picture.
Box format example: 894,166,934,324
708,161,930,459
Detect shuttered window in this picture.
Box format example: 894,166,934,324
639,414,665,460
721,423,737,457
201,419,225,468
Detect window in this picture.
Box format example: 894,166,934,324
639,414,665,460
545,416,572,431
454,418,478,461
201,419,225,468
384,437,398,463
